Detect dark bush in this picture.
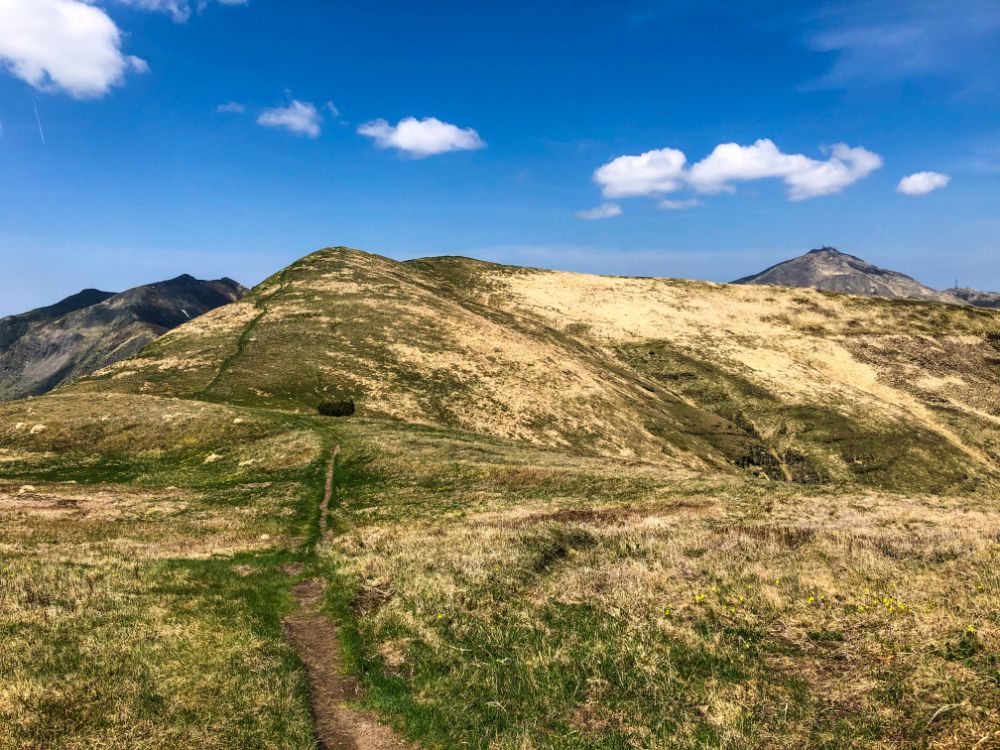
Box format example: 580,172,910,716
317,399,355,417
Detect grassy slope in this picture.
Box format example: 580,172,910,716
0,394,330,749
323,418,1000,749
412,254,1000,492
6,246,1000,748
70,249,800,475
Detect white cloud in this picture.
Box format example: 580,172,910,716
593,139,882,205
594,147,687,198
659,198,701,210
784,144,883,200
576,203,623,220
0,0,146,99
689,139,883,200
897,171,951,195
216,101,245,113
358,116,485,158
688,140,807,193
127,55,150,74
257,100,322,137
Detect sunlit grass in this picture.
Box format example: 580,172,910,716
322,420,1000,749
0,393,330,750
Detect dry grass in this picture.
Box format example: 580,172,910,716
323,419,1000,750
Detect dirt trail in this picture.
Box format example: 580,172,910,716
320,444,341,541
284,445,412,750
285,579,411,750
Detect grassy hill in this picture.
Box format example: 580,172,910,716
70,246,1000,493
4,246,1000,749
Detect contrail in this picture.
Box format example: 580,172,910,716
33,100,46,145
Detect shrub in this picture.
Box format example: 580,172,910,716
317,399,355,417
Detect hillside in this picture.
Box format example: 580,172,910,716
734,246,963,304
6,245,1000,749
70,246,1000,493
0,289,116,351
0,275,246,401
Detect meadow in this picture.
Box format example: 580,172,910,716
0,394,324,749
3,248,1000,749
323,419,1000,750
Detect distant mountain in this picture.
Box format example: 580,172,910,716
0,275,246,401
0,289,116,352
945,287,1000,309
733,247,963,305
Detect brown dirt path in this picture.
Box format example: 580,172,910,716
320,444,341,541
284,445,413,750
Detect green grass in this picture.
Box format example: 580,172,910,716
4,394,1000,749
315,418,1000,750
0,394,338,749
0,553,314,750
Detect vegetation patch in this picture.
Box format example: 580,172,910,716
318,399,357,417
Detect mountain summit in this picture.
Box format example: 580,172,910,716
734,247,963,304
0,275,247,401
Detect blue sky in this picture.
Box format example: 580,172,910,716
1,0,998,315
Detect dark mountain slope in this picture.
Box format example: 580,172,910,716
734,247,962,304
0,289,116,350
0,275,246,401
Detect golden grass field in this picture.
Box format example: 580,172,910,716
3,248,999,748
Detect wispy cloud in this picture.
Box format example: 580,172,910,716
358,117,485,158
257,100,323,137
110,0,249,23
802,0,1000,91
577,203,623,220
33,100,45,144
216,101,246,113
659,199,701,211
